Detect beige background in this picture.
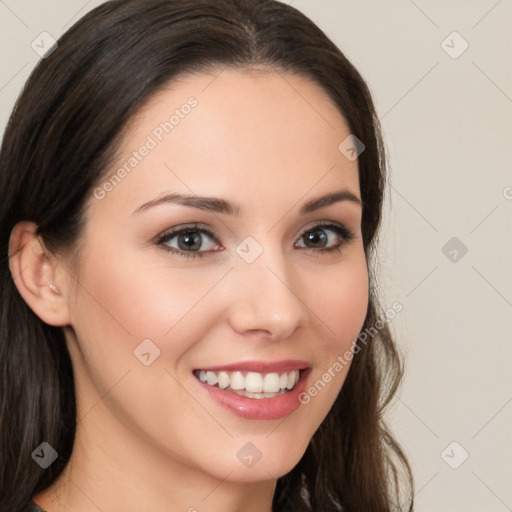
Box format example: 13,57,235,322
1,1,511,510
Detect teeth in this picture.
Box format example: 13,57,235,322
263,372,280,393
231,371,245,391
246,372,263,392
205,371,218,386
194,369,301,395
217,371,230,389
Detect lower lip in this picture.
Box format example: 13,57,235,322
194,368,312,420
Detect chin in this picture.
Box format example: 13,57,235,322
209,438,309,483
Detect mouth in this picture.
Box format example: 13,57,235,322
192,368,306,399
192,361,312,420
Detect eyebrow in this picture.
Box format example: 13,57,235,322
132,189,362,216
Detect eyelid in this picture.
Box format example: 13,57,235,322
298,220,353,238
155,222,221,244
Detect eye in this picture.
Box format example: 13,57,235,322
156,221,355,259
295,223,354,254
156,223,222,259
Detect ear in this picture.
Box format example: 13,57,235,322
8,221,72,326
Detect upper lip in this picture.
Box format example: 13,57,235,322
194,359,311,373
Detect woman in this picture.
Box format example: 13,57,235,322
0,1,413,510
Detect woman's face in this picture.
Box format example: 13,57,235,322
61,68,368,483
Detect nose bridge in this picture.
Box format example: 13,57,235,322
228,237,308,340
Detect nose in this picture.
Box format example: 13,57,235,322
225,246,310,342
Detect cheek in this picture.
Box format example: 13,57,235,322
312,252,369,351
302,249,368,405
74,237,178,333
66,242,224,449
68,239,229,370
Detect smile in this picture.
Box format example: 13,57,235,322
193,369,302,399
192,360,312,419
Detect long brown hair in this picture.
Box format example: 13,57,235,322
0,1,413,510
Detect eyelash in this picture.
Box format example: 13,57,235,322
155,222,355,259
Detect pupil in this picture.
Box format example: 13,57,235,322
307,229,327,247
179,232,201,251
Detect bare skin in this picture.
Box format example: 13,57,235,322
10,67,368,512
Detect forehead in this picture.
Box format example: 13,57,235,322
89,67,360,218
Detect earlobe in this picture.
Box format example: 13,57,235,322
8,221,71,326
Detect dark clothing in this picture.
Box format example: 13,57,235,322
23,500,47,512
